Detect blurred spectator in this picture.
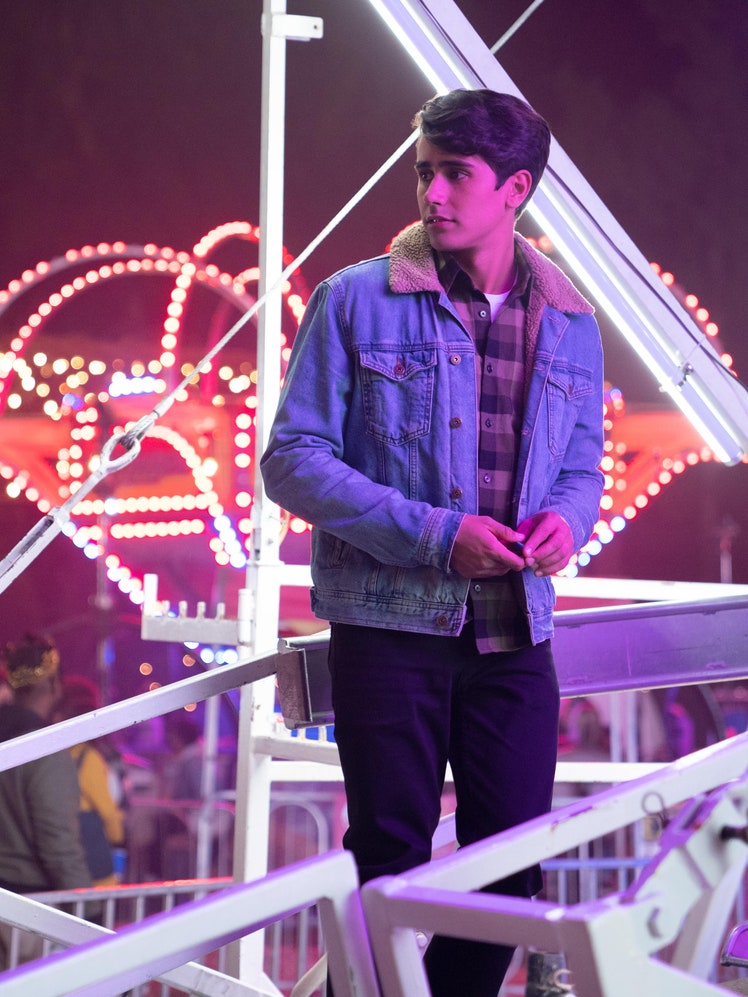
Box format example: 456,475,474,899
0,635,91,968
163,715,203,801
160,715,204,881
58,676,126,886
556,697,610,801
160,713,236,881
562,698,609,760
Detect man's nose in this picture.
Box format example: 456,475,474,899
423,175,446,204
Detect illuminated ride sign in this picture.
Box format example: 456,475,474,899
0,223,742,612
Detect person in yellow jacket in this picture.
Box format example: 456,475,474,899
59,677,125,886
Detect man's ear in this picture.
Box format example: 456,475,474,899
505,169,533,210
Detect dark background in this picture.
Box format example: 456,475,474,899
1,0,746,696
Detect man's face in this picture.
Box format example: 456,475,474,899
415,136,517,259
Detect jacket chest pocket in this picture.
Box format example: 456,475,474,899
359,348,436,445
546,363,593,458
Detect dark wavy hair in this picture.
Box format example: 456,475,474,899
413,89,551,216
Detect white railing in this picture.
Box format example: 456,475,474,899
2,879,233,996
3,641,748,994
0,850,377,997
361,733,748,997
3,732,748,994
0,648,281,774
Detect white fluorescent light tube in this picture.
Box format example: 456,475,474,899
367,0,471,92
367,0,748,464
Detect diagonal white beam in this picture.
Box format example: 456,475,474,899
368,0,748,464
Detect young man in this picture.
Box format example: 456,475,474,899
261,89,604,995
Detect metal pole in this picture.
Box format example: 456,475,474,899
195,663,220,881
228,2,322,988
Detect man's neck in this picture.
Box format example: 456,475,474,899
16,695,50,722
450,237,517,295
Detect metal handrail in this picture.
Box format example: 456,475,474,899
0,851,377,997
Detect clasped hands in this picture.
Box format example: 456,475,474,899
449,510,573,579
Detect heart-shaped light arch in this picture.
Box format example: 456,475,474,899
0,223,309,605
0,224,742,609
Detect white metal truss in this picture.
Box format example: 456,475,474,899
2,4,748,995
361,733,748,997
367,0,748,464
0,888,257,997
0,851,377,997
2,697,748,994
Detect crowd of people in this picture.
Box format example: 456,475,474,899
0,633,231,969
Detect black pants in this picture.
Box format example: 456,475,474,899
329,622,560,997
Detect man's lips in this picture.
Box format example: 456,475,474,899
425,215,452,226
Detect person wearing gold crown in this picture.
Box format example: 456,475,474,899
0,634,91,969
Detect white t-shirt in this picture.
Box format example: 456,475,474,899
483,289,511,321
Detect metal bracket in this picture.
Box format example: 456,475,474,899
264,13,324,41
141,573,246,646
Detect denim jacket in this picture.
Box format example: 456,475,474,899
261,223,604,643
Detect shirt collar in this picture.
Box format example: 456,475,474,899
436,246,532,300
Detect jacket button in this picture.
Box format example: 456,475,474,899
449,354,461,365
393,361,406,376
449,416,462,428
436,614,449,627
450,487,463,500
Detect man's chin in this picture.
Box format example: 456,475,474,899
425,230,458,252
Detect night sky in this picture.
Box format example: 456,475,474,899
1,1,747,692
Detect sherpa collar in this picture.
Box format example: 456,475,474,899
388,221,594,320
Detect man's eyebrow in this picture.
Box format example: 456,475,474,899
414,157,473,170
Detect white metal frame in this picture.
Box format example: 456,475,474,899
0,883,254,997
361,734,748,997
218,1,322,983
1,607,747,993
0,851,377,997
2,703,747,994
2,3,748,994
366,0,748,464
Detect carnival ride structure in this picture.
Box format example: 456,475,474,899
1,1,748,994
